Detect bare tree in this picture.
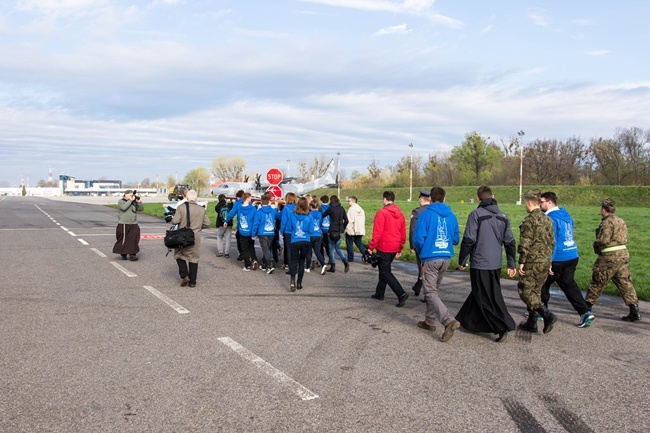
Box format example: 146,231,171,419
367,158,382,179
212,156,246,181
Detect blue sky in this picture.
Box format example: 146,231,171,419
1,0,649,186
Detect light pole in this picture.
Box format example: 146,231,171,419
517,130,525,205
336,152,341,197
408,143,414,202
286,159,290,177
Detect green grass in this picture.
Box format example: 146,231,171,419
121,192,650,301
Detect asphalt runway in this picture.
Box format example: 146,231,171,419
1,196,648,432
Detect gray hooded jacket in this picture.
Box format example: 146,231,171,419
458,198,516,270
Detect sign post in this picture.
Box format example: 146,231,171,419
266,168,283,201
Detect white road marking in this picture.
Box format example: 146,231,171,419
78,238,89,245
61,226,68,231
56,222,60,226
143,286,189,314
90,248,106,257
217,337,319,401
68,231,77,236
110,261,137,277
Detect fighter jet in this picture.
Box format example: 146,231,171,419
211,158,339,198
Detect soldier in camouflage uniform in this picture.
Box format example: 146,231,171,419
585,198,642,322
517,190,557,334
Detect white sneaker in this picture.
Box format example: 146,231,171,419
242,266,252,272
266,266,275,274
321,265,327,275
305,268,311,273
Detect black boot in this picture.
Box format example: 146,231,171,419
537,305,557,334
327,263,335,273
622,304,642,322
518,310,538,333
343,259,350,273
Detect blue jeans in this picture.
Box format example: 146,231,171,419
346,234,368,262
328,235,346,265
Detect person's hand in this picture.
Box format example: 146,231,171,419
518,264,525,276
548,266,554,276
396,252,402,259
410,249,415,254
458,265,466,271
223,223,227,227
508,268,517,278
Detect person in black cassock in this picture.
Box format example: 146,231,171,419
456,186,517,342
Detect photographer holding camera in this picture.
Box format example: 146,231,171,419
368,191,409,307
113,189,144,261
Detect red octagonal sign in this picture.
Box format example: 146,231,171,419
266,185,283,200
266,167,283,185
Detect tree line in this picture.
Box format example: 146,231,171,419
349,126,650,188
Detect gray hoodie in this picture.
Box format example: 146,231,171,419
458,198,516,270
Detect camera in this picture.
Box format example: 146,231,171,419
366,253,379,268
133,190,140,200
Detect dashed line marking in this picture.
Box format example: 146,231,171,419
78,239,89,245
90,248,106,257
217,337,319,401
110,262,137,277
143,286,189,314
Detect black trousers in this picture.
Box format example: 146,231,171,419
176,259,198,284
374,250,406,299
240,236,257,267
541,258,589,315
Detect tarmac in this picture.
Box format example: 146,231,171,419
1,195,648,432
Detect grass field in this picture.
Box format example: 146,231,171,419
132,192,649,302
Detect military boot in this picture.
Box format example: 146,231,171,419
537,305,557,334
622,304,642,322
518,310,538,333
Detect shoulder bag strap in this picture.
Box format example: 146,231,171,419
185,202,191,228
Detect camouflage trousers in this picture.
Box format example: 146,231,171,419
518,261,551,311
586,251,638,305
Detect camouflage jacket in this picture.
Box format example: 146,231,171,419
518,208,554,264
593,214,628,255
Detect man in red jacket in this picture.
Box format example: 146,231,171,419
369,191,409,307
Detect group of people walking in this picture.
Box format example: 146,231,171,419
113,185,643,343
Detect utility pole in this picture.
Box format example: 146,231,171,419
408,143,414,202
336,152,341,198
517,130,525,205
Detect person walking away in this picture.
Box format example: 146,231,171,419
113,189,144,261
322,195,349,273
172,190,210,287
345,196,368,264
287,197,315,291
585,198,642,322
278,193,298,270
227,193,258,271
412,187,460,342
214,194,233,258
320,195,331,264
307,200,327,275
252,193,278,274
456,186,517,342
368,191,409,307
539,191,595,328
409,190,431,297
517,190,557,334
224,190,245,261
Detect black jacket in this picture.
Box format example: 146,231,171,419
215,200,234,227
322,202,349,234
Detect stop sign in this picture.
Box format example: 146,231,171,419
266,167,283,185
266,185,283,200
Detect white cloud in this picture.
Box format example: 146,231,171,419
480,24,493,33
528,8,549,27
373,23,411,36
585,50,612,56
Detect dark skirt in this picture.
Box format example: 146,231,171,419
456,268,516,334
113,223,141,255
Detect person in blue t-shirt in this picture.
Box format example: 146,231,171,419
540,191,594,328
412,186,460,342
278,192,298,270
